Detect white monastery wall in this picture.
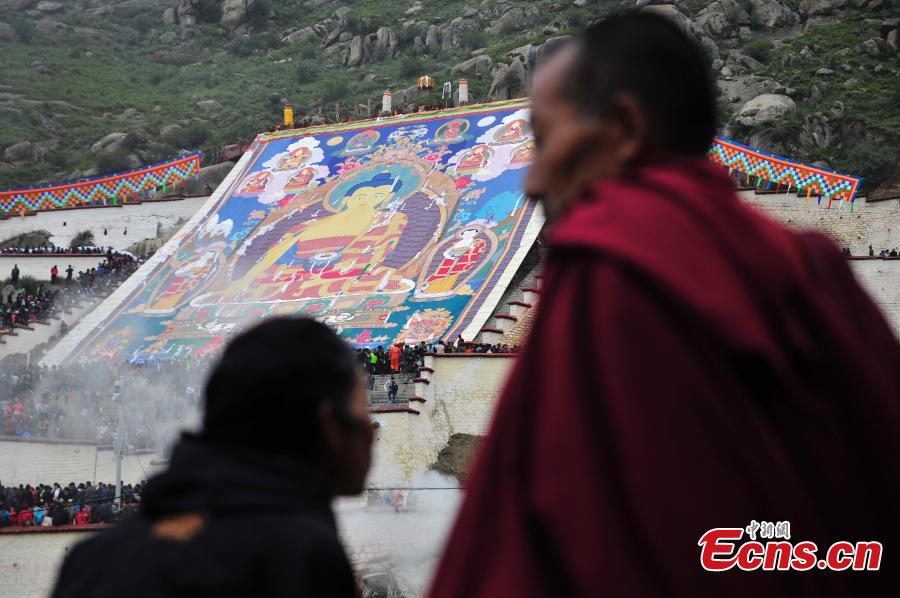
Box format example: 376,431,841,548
0,196,208,253
740,191,899,255
0,438,162,486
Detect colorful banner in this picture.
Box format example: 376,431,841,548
709,137,861,209
0,153,202,217
63,100,542,362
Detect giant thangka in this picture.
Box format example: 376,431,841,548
51,100,542,363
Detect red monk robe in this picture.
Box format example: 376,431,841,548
389,344,402,373
430,158,900,597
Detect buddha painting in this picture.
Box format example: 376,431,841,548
434,119,469,145
218,171,418,304
456,145,494,174
275,146,311,170
142,248,222,314
493,118,530,145
416,223,496,299
509,140,536,165
345,129,380,154
284,166,317,191
239,170,272,195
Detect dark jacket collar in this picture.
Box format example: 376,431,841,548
141,434,333,522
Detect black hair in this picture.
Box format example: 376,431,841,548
202,317,360,460
567,11,716,156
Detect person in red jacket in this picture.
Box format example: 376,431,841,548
430,12,899,598
18,506,33,527
73,506,90,526
50,264,59,284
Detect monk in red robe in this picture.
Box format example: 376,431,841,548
389,343,402,373
430,13,900,597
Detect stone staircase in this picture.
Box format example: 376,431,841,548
474,245,546,347
368,372,417,406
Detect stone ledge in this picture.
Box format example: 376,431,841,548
418,366,435,374
521,286,540,294
508,300,533,308
494,314,517,322
368,406,420,415
409,396,426,403
0,524,107,535
480,326,503,334
431,353,518,359
0,253,106,258
0,435,98,445
412,377,430,385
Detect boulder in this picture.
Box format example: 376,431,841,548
725,51,765,74
798,0,847,16
283,26,317,44
3,141,34,164
736,93,796,126
162,7,178,26
159,124,182,143
695,2,736,39
0,22,15,42
322,26,341,48
747,0,799,28
158,31,178,44
887,29,899,52
333,7,352,22
861,38,881,56
345,35,364,67
372,27,398,60
90,132,132,155
184,161,235,195
452,55,493,75
799,112,834,149
36,1,63,13
8,0,38,10
221,0,257,31
489,8,534,35
425,25,440,54
196,99,223,112
815,67,834,75
489,59,529,101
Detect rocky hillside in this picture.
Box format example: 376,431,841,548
0,0,897,194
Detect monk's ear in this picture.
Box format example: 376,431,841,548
604,91,652,165
319,401,342,458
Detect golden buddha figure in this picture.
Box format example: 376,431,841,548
220,171,414,303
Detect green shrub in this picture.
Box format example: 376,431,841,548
399,55,424,78
9,17,35,43
322,79,350,103
70,230,95,249
295,60,319,83
96,153,134,174
131,13,157,34
458,30,486,51
172,124,210,149
743,39,775,64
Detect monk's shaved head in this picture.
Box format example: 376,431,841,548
564,12,717,156
527,11,717,221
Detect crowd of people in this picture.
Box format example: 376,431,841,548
2,250,140,333
0,336,519,444
1,246,107,256
0,480,143,529
868,245,899,257
355,339,520,376
0,358,206,449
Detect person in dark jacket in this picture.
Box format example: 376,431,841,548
52,317,373,597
